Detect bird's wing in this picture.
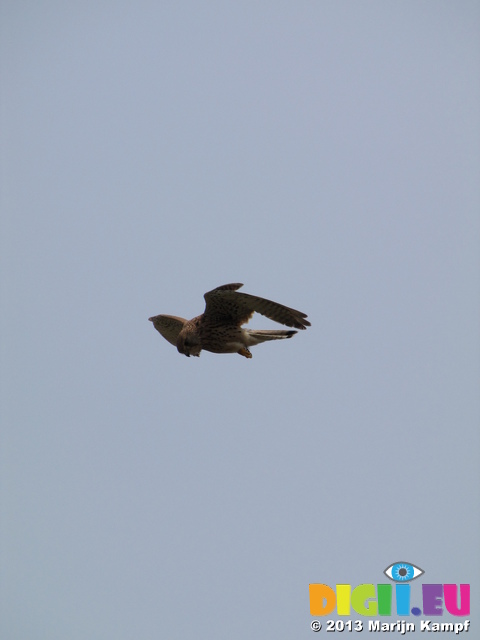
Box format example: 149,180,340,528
203,283,310,330
148,314,186,346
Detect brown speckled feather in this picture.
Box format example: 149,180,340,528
148,314,186,345
204,283,310,330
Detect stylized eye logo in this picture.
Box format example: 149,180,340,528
384,561,424,582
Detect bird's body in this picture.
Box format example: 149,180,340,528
149,283,310,358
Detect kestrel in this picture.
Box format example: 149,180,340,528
149,283,310,358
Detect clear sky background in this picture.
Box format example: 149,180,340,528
1,2,479,638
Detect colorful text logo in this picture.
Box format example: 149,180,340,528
309,562,470,617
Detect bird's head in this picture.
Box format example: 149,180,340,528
177,328,202,357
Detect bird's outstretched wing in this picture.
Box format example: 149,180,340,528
148,314,186,346
203,283,310,330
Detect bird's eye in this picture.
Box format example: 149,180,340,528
384,562,424,582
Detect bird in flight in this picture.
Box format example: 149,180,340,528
149,283,310,358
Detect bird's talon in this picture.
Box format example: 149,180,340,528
238,348,252,359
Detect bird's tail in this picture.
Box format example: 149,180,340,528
245,329,297,345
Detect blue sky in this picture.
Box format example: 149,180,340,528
1,2,479,638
